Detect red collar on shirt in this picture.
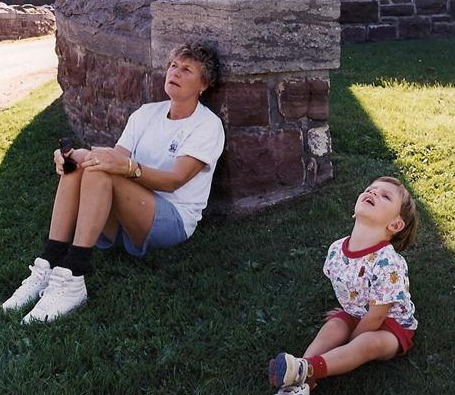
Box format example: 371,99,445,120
342,237,391,259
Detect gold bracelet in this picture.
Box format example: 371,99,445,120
127,158,132,176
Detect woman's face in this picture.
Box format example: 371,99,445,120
164,56,208,103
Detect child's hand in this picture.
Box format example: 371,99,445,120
324,307,343,321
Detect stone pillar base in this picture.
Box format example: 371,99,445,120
55,0,341,214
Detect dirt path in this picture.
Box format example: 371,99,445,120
0,35,58,110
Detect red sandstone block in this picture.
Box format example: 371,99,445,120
80,85,98,103
91,107,109,132
398,16,432,39
368,24,398,41
381,4,415,17
107,103,133,133
221,128,304,199
416,0,448,15
224,81,269,127
200,82,226,119
431,15,452,23
116,63,144,103
313,157,333,185
59,41,87,86
340,0,379,23
433,21,455,36
341,25,367,43
150,72,168,102
84,55,116,100
307,78,329,121
277,79,310,120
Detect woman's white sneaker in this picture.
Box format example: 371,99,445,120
22,266,87,323
2,258,52,311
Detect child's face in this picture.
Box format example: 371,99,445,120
354,181,404,231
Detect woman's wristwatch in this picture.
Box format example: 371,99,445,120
127,158,142,179
131,162,142,179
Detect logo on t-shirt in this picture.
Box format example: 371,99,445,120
169,139,178,154
169,130,186,157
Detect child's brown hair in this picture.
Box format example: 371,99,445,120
375,176,418,252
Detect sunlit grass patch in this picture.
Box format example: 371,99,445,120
0,80,62,163
348,79,455,249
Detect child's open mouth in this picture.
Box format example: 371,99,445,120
364,197,375,206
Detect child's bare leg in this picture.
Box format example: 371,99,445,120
303,318,351,358
322,330,399,376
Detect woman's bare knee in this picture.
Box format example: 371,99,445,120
81,169,112,190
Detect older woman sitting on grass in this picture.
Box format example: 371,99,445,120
2,41,225,323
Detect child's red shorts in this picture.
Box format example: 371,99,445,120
330,310,415,355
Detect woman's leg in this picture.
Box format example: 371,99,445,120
72,172,156,248
110,175,157,247
71,170,113,248
48,168,84,242
2,169,86,311
20,171,157,322
17,169,89,321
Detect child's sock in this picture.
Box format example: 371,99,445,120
60,245,93,276
306,356,328,380
41,239,70,268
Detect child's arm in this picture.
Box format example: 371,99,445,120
349,303,392,340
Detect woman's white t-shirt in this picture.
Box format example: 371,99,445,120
116,100,225,237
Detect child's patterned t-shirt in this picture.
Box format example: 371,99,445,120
323,237,418,330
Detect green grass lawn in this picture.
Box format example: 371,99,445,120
1,38,455,394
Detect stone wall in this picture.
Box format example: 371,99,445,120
54,0,153,144
2,0,54,5
55,0,340,213
0,2,55,40
341,0,455,43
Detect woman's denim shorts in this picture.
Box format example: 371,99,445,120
96,193,187,257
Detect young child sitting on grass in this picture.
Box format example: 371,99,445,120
268,176,419,395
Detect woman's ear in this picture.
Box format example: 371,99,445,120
200,83,209,95
388,217,405,234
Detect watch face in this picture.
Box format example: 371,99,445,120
135,167,142,177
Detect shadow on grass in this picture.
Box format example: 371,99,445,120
0,97,67,274
0,39,454,394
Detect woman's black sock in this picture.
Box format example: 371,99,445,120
60,245,94,276
41,239,70,268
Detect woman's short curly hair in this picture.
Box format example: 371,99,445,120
168,41,221,88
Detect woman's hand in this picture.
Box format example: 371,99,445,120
54,147,67,176
54,148,90,176
81,147,129,175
